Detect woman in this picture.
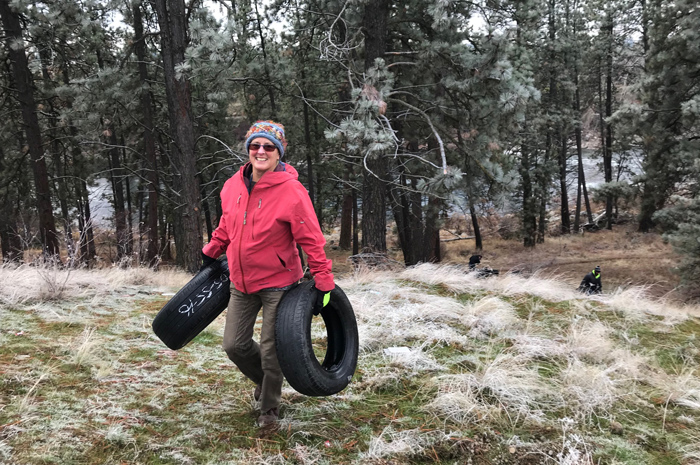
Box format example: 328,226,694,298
201,120,334,426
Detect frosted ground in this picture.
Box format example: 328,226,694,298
1,263,699,464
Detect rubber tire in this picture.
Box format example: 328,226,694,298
152,257,230,350
275,280,359,396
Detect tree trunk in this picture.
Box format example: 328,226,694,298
0,145,22,263
574,81,593,225
57,57,95,266
302,94,316,208
160,209,172,260
133,1,160,265
352,186,359,255
339,164,353,250
469,201,482,251
337,63,354,251
559,132,570,234
75,177,96,263
362,156,387,253
152,0,202,273
254,0,277,117
201,182,213,242
539,0,556,243
641,0,648,59
537,145,549,244
603,13,614,230
521,143,537,247
0,211,22,263
638,146,670,232
638,188,658,232
121,138,133,257
314,169,323,231
105,119,129,261
39,48,73,255
515,2,537,247
389,155,420,265
360,0,390,253
574,169,582,232
426,196,441,262
0,0,59,257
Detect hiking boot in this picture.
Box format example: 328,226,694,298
257,407,279,426
254,384,262,402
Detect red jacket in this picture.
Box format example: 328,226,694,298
203,162,334,294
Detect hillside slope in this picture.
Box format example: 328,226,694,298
1,263,699,464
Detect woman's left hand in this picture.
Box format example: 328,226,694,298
313,285,333,315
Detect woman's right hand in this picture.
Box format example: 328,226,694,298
200,252,217,272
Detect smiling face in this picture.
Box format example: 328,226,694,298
248,137,280,181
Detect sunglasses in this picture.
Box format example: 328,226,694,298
249,143,277,153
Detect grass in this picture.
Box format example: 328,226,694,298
1,254,700,465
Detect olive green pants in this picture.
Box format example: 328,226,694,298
222,286,285,412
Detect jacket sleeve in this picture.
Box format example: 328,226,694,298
290,184,335,292
202,209,230,259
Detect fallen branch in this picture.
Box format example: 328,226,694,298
441,236,476,243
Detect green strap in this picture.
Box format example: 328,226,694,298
322,292,331,307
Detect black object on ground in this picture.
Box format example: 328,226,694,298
475,267,500,278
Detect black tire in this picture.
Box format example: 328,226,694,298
275,280,359,396
152,257,231,350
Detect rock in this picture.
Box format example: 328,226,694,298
610,421,624,435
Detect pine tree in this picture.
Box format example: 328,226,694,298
0,0,59,257
151,0,202,273
634,0,699,232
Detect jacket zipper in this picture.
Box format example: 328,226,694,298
237,189,252,293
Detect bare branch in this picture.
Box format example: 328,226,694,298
387,98,448,174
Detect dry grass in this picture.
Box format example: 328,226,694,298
0,262,191,305
2,257,700,464
439,223,682,300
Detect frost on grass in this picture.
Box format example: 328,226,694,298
560,358,630,420
383,343,446,372
428,354,559,425
351,280,471,351
4,262,700,464
680,439,700,465
564,319,615,362
355,364,408,392
509,333,566,360
361,426,451,461
69,326,100,366
102,423,135,445
290,444,324,465
650,369,700,411
463,296,520,337
478,353,560,418
550,418,595,465
399,263,481,294
425,378,486,423
0,263,190,304
483,270,581,302
0,439,12,461
603,286,692,325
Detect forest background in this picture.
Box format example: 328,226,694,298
0,0,698,296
